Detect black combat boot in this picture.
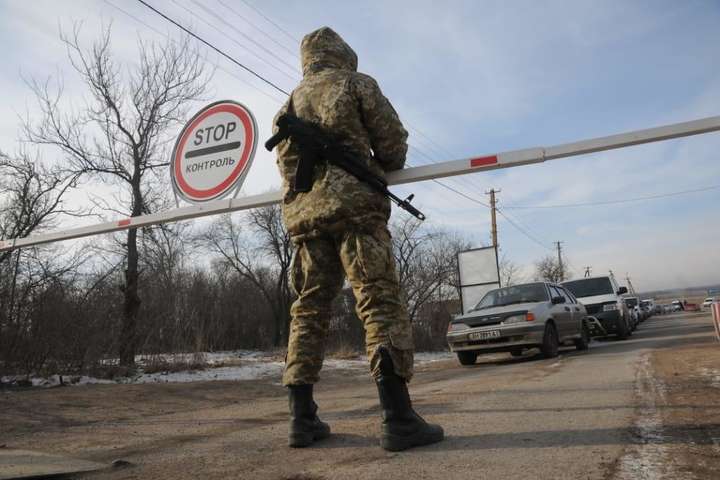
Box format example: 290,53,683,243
375,347,444,451
288,384,331,448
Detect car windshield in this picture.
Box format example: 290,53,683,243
641,301,650,307
625,298,638,307
471,283,548,311
562,278,613,298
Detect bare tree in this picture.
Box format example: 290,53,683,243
391,216,467,322
499,254,522,287
247,205,294,345
0,149,84,365
0,150,79,265
23,25,212,365
201,205,294,346
534,255,567,283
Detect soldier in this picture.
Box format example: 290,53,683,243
272,27,444,451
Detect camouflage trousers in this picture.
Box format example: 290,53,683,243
283,224,414,386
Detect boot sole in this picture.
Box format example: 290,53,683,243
381,429,444,452
288,429,331,448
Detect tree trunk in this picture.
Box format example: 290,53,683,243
118,180,143,367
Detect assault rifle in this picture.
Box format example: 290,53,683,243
264,114,425,221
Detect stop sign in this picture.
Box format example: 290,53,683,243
170,100,257,203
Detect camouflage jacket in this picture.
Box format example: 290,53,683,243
273,27,408,239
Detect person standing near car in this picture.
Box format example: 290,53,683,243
271,26,443,451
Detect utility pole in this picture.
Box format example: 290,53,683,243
486,188,501,248
626,274,636,295
554,241,564,281
584,266,592,278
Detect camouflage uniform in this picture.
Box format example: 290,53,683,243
274,27,413,386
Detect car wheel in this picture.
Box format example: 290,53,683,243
457,351,478,366
574,322,590,351
616,316,630,340
540,322,559,358
510,348,524,357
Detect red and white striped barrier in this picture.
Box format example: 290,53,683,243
712,303,720,342
1,114,720,252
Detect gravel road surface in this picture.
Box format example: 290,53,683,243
2,312,718,479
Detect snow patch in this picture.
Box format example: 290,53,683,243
415,351,454,363
130,362,285,384
698,367,720,388
2,350,453,388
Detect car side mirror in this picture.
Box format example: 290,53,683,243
617,287,628,295
551,296,565,305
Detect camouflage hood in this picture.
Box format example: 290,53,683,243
301,27,358,76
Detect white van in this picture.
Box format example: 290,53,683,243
562,276,632,339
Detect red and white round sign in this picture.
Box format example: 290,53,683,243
170,100,257,203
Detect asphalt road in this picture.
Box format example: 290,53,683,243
2,312,717,480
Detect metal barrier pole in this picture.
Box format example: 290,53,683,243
1,115,720,252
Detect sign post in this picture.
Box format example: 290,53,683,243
170,100,257,204
712,303,720,342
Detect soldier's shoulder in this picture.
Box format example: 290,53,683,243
349,72,381,94
350,71,379,84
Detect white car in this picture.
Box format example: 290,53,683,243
703,297,717,310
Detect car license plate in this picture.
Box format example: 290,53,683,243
468,330,501,341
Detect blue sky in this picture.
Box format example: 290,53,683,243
0,0,718,290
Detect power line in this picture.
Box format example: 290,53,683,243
188,0,301,76
430,182,489,208
504,184,720,209
408,144,493,198
496,208,552,250
105,0,285,104
136,0,494,215
216,0,299,57
564,258,582,278
136,0,291,96
169,0,298,82
497,204,552,247
204,2,494,202
237,0,301,43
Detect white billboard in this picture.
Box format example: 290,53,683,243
457,246,500,313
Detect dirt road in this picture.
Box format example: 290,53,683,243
2,312,720,479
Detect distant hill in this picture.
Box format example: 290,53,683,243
639,284,720,300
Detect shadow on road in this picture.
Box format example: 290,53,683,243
428,423,720,450
421,403,720,415
305,422,720,451
312,433,376,449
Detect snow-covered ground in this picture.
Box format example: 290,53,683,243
2,350,454,387
699,367,720,388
